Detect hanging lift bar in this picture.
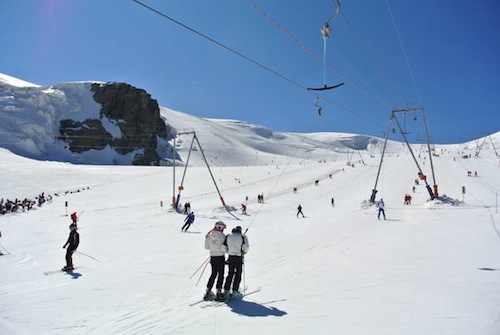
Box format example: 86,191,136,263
307,0,344,91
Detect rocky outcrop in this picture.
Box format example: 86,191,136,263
58,82,174,165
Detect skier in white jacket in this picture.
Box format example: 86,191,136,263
223,226,249,299
204,221,227,300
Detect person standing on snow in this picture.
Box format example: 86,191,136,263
297,204,305,218
377,199,386,220
62,223,79,271
204,221,227,301
241,204,247,215
222,226,249,300
181,212,195,232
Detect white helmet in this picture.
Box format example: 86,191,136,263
214,221,226,230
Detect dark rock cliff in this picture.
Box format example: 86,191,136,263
58,82,174,165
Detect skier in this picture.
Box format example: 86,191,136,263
70,212,78,225
377,199,386,220
62,223,79,271
331,197,335,207
223,226,249,300
181,212,195,232
204,221,227,301
241,204,247,215
297,204,305,218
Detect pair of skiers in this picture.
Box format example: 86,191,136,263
204,221,249,301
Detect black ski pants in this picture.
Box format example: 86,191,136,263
207,256,225,291
224,255,243,292
65,248,75,268
181,222,192,231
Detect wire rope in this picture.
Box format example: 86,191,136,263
244,0,391,108
385,0,423,105
131,0,366,120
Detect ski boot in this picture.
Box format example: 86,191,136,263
215,290,225,302
230,291,243,300
203,290,215,301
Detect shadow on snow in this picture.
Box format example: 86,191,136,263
226,299,287,317
65,270,82,279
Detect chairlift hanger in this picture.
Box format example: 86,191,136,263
314,97,323,116
307,0,344,91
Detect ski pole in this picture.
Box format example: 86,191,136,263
189,256,210,279
0,241,10,255
192,222,203,232
195,259,210,287
242,258,246,294
75,250,101,263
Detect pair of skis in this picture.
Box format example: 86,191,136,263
189,287,261,307
44,267,80,276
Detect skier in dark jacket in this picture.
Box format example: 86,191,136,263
297,204,305,218
62,223,79,271
182,212,195,232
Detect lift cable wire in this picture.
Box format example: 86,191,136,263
339,11,404,104
245,0,391,108
385,0,423,106
131,0,365,120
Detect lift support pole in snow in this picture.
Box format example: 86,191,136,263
172,131,239,220
370,107,438,203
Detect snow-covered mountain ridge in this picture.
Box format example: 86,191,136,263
0,73,442,167
0,74,173,165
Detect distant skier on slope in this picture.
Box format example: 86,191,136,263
204,221,227,301
223,226,249,300
297,204,305,218
181,212,195,232
377,199,386,220
62,223,79,271
241,204,247,215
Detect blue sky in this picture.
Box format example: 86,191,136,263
1,0,499,143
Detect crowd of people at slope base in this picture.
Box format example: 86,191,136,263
0,193,52,215
0,187,91,216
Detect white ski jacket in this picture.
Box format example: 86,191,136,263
225,233,249,257
205,230,226,257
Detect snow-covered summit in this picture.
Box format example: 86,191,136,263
0,72,40,87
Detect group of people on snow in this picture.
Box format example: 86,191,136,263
467,171,478,177
183,202,192,214
0,192,52,215
204,221,249,301
403,194,412,205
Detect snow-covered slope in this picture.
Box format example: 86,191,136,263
0,73,40,88
0,123,499,334
161,107,403,167
0,73,499,334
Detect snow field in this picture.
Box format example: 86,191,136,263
0,144,499,334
